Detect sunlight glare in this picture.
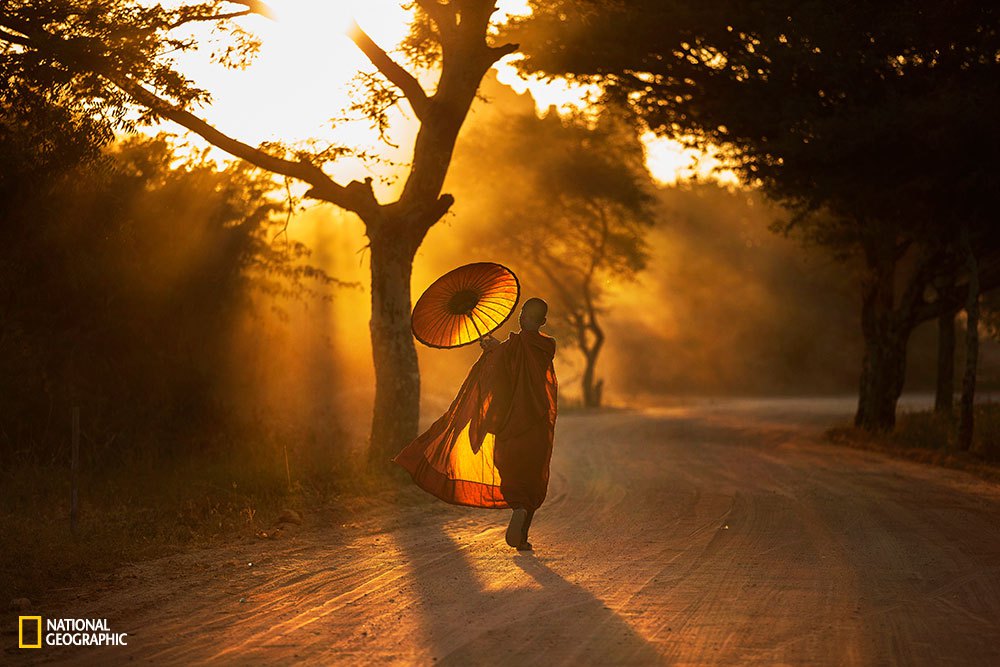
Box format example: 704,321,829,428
167,1,416,193
642,132,740,186
494,55,601,117
269,0,354,36
164,0,734,191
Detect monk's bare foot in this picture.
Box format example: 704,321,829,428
516,541,533,551
506,508,528,547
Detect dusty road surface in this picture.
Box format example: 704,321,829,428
13,398,1000,665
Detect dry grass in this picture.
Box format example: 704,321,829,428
0,443,399,607
826,402,1000,482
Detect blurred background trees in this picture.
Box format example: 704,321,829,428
0,124,338,467
510,0,1000,433
454,97,655,407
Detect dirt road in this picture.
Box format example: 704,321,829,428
17,399,1000,665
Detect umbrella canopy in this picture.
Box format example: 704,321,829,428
411,262,520,349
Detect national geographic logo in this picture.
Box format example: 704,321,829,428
18,616,41,649
18,616,128,649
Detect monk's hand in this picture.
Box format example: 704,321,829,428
480,335,500,351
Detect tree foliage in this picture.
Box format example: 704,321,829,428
512,1,999,234
510,0,1000,428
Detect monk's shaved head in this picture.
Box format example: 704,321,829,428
523,298,547,319
519,297,548,331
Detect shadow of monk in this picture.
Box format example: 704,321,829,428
395,517,665,666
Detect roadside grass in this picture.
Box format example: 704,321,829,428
826,403,1000,481
0,436,399,607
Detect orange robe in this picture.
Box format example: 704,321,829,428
393,330,558,510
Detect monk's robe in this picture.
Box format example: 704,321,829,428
393,330,558,510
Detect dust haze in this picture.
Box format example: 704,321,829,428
264,74,1000,448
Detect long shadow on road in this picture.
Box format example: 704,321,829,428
393,512,664,666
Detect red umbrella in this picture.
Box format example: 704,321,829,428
411,262,520,349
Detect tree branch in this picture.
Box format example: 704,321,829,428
531,247,583,313
914,253,1000,324
110,74,380,218
169,0,274,27
0,25,30,47
586,202,611,284
348,20,430,120
3,11,382,219
227,0,275,19
490,42,520,59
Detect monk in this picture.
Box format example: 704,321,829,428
393,298,558,550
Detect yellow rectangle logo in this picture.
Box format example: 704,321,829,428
19,616,42,649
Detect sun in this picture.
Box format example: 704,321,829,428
267,0,356,36
167,1,416,189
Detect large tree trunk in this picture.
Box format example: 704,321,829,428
367,228,421,470
855,330,909,431
957,237,980,451
935,310,957,415
855,253,911,431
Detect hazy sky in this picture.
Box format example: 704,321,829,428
162,0,731,190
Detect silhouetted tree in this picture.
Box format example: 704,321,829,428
510,0,1000,430
512,118,653,407
452,96,654,407
1,1,523,467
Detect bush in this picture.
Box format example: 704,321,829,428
0,134,340,467
826,403,1000,476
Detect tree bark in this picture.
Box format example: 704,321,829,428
578,282,605,408
935,310,956,415
957,235,980,451
581,348,601,408
580,322,605,408
855,330,909,431
367,225,421,470
855,251,910,432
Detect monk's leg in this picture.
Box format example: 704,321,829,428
518,508,536,551
504,505,536,550
505,506,528,548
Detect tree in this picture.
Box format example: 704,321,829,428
1,1,520,467
510,0,1000,430
463,110,655,407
